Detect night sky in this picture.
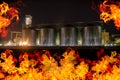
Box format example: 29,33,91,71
22,0,100,24
1,0,120,34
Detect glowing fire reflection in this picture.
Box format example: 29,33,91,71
99,0,120,30
0,49,120,80
19,41,29,46
0,2,19,37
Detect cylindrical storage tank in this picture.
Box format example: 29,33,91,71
36,28,55,46
22,28,36,46
82,24,102,46
60,26,77,46
75,22,84,46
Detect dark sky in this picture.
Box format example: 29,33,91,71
21,0,119,34
1,0,120,34
21,0,100,24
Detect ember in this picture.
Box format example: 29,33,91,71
99,0,120,30
0,49,120,80
0,2,19,37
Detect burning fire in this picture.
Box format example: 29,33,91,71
99,0,120,30
0,49,120,80
0,2,19,37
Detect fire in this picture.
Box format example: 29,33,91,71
0,49,120,80
0,2,19,37
99,0,120,30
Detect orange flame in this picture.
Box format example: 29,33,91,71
0,2,19,37
0,49,120,80
100,0,120,30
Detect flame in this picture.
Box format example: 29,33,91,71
0,2,19,37
0,49,120,80
99,0,120,30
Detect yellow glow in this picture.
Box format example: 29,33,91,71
100,0,120,30
0,2,19,32
0,49,120,80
